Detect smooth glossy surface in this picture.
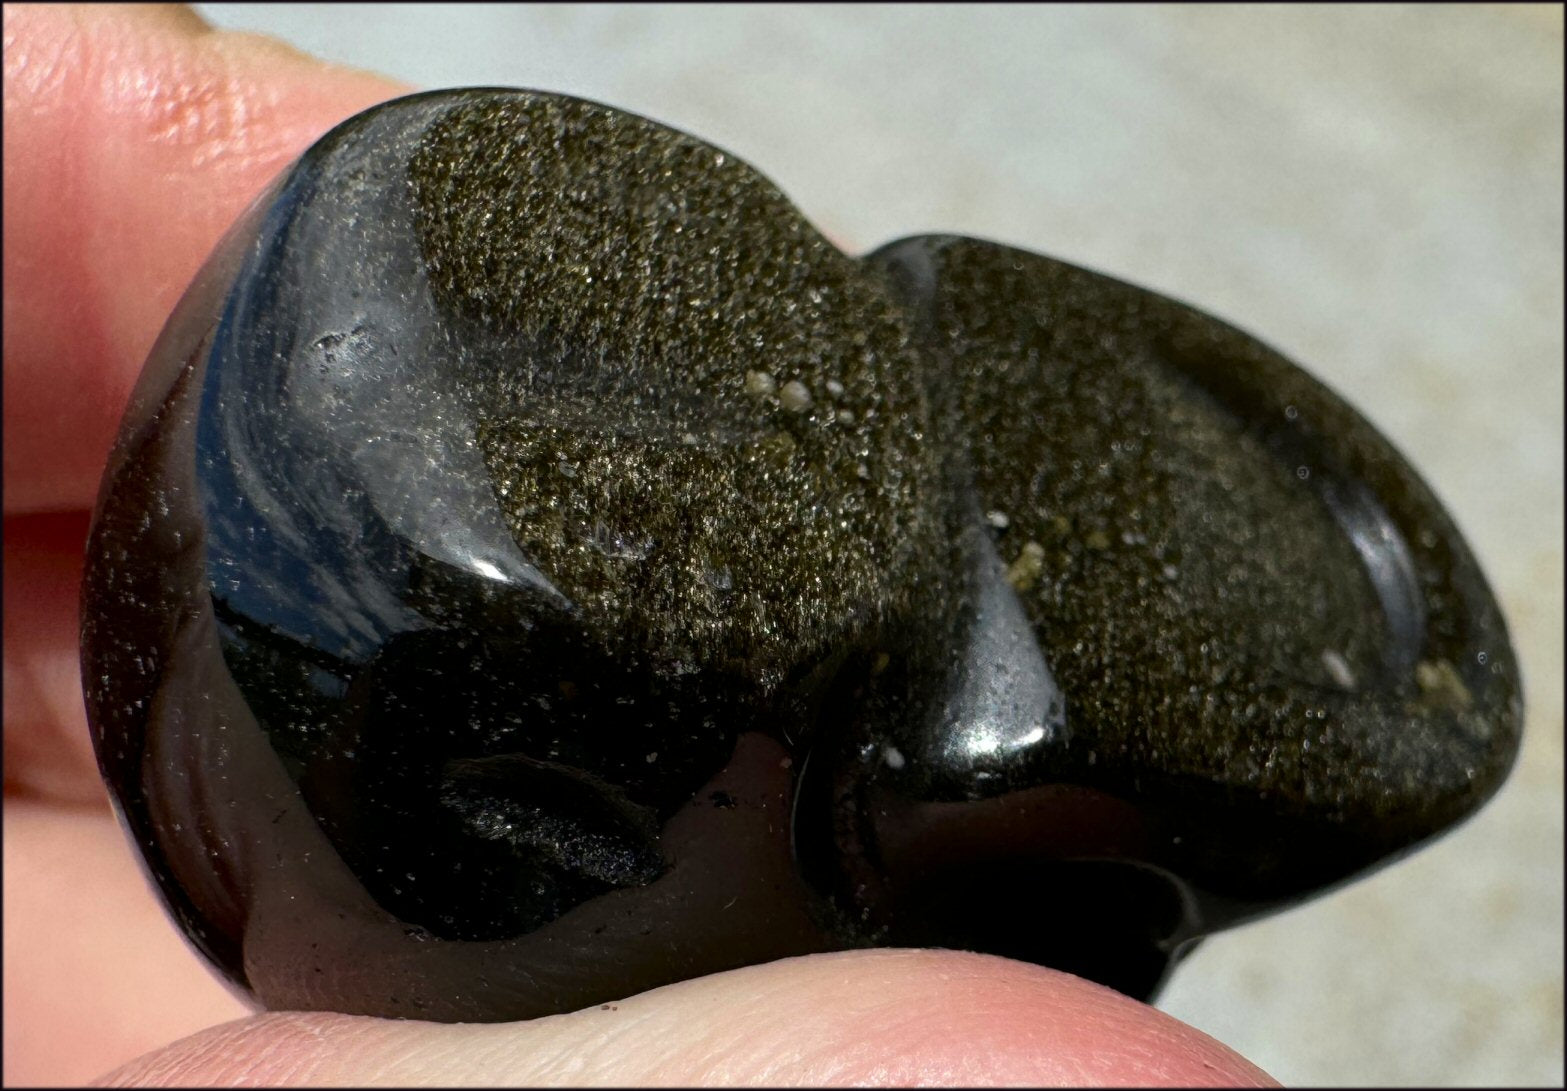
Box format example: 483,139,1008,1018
81,88,1522,1020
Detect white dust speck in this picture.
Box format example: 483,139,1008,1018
1321,648,1356,689
779,380,813,412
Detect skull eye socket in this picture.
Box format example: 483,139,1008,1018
292,623,735,942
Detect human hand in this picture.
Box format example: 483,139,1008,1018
2,5,1277,1085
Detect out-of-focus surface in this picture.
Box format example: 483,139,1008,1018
194,4,1565,1085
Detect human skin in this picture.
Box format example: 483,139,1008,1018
1,5,1277,1085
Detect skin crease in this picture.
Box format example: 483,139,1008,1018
1,5,1277,1086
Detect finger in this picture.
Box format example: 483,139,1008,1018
97,948,1276,1088
2,3,410,515
3,511,105,804
2,799,253,1088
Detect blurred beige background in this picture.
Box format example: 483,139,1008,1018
192,4,1566,1085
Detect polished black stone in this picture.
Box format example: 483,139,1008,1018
81,88,1523,1020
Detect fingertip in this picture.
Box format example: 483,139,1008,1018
94,950,1277,1087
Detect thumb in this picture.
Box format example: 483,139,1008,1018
96,950,1279,1087
2,2,410,515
